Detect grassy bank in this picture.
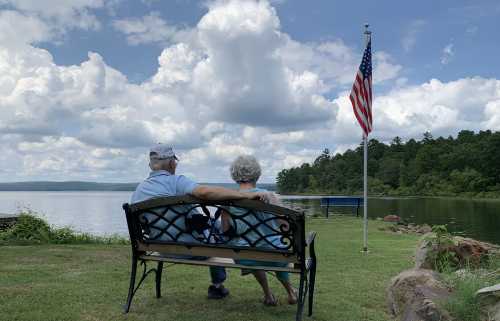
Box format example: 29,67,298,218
0,217,419,321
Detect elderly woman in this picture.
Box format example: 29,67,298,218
225,155,297,306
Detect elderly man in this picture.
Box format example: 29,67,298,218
131,144,267,299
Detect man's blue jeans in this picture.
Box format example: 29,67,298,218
209,266,226,284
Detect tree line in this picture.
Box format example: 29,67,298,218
276,130,500,197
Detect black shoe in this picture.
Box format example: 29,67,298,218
208,285,229,299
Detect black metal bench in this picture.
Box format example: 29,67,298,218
320,196,363,217
122,195,317,321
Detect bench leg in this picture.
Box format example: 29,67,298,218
295,270,306,321
124,256,138,313
307,260,317,317
155,261,164,298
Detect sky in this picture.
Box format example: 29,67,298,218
0,0,499,183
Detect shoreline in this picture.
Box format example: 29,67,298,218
3,189,498,202
277,192,500,201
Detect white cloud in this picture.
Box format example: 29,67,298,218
402,19,426,52
482,100,500,130
369,77,500,140
0,10,51,46
148,0,338,129
112,11,184,46
373,52,403,84
1,0,103,28
0,0,106,48
279,37,402,90
441,43,454,65
0,0,499,184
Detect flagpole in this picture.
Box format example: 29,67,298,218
362,24,371,254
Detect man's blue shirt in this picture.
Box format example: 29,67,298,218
130,170,199,243
131,170,198,203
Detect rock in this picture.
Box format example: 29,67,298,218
454,268,474,280
415,236,435,269
453,237,493,267
455,268,491,280
410,298,449,321
384,215,401,222
477,283,500,306
0,214,18,231
389,225,399,232
415,235,494,271
387,268,451,321
417,224,432,234
477,284,500,321
482,301,500,321
407,225,418,233
477,283,500,298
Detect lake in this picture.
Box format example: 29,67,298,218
0,192,499,244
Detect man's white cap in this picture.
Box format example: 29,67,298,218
149,144,178,160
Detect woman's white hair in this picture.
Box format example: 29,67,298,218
230,155,261,184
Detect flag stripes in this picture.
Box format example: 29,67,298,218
349,40,372,137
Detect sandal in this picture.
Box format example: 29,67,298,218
263,294,278,306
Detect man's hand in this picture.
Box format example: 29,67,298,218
243,191,272,202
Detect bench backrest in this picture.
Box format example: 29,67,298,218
123,196,306,264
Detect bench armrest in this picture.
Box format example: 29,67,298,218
306,231,317,246
305,231,317,272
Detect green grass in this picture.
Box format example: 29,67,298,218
441,255,500,321
443,273,489,321
0,217,419,321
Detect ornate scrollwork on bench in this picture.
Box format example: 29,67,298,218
130,197,301,255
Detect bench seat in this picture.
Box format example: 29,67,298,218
139,254,302,273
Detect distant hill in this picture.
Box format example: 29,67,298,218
0,181,276,191
0,181,139,191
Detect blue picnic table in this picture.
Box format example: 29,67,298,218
320,196,363,218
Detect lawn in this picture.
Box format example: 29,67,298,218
0,217,419,321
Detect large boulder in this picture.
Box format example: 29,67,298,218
387,268,451,321
453,237,495,266
476,284,500,321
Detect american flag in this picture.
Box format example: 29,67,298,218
349,40,372,137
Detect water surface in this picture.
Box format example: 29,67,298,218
281,195,500,244
0,192,498,244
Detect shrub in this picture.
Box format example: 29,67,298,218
0,211,51,244
424,225,459,272
49,227,79,244
0,211,128,245
443,269,496,321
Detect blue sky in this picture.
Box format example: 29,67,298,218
0,0,499,183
